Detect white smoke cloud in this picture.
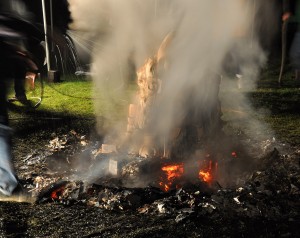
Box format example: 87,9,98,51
68,0,273,169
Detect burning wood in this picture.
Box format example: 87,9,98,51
124,31,223,164
159,163,184,192
108,159,119,176
36,180,69,204
198,160,217,183
101,144,117,154
125,33,173,158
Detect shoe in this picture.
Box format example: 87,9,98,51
0,168,18,196
8,95,30,105
11,182,30,199
7,96,18,102
0,181,32,202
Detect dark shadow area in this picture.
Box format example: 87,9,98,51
248,89,300,115
7,102,98,139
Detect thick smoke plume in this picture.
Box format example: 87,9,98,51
68,0,274,181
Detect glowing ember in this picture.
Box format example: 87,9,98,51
50,186,65,199
199,170,213,182
231,151,238,158
198,160,217,183
158,159,218,191
159,163,184,192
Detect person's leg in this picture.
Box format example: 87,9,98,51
0,124,18,196
13,59,27,101
0,42,18,196
290,32,300,81
295,69,300,81
0,75,9,126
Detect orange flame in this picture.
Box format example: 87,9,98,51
198,160,217,183
199,170,213,182
159,163,184,192
50,186,65,199
159,158,218,191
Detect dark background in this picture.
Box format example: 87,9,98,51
23,0,71,33
20,0,297,64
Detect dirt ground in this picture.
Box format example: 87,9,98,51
0,201,298,238
0,117,298,238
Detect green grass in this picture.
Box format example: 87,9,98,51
39,77,94,117
8,75,137,119
265,115,300,145
247,62,300,145
7,75,137,137
7,76,95,124
6,66,300,145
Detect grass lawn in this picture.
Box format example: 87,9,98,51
7,66,300,146
7,74,136,138
9,75,95,118
250,63,300,146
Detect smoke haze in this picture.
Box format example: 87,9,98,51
68,0,274,182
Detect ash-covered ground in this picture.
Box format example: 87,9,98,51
0,118,297,238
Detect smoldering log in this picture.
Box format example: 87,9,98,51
126,32,223,160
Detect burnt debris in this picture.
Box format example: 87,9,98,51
30,132,299,227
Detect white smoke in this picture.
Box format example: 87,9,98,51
68,0,272,158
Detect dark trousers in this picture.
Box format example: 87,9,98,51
0,40,28,125
290,32,300,70
13,58,27,98
0,41,12,126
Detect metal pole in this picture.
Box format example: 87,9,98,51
50,0,54,52
42,0,51,71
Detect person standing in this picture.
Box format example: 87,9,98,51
283,0,300,81
0,30,19,196
0,0,35,196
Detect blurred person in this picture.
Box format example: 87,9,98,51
7,42,40,104
7,51,30,103
4,0,39,104
0,0,37,196
283,0,300,80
